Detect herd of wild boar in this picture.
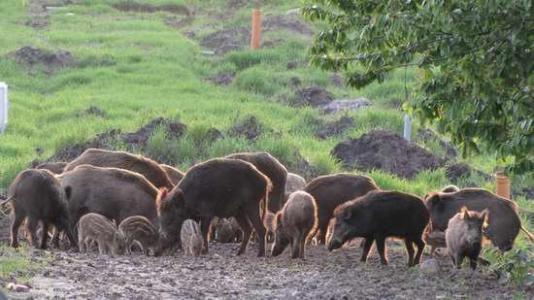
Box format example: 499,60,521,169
1,148,533,270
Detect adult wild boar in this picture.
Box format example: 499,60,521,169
271,191,318,259
58,165,159,227
65,148,173,189
4,169,75,249
160,164,184,185
157,158,271,257
328,190,429,266
225,152,287,213
304,174,379,244
425,188,533,252
35,162,67,174
284,172,306,201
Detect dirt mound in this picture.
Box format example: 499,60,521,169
416,128,457,160
320,98,371,114
200,27,250,55
292,87,334,107
208,72,235,86
315,116,355,139
228,116,263,141
113,1,192,15
122,117,186,146
43,118,186,163
75,106,107,118
263,15,313,36
332,130,444,178
11,46,74,73
445,162,492,184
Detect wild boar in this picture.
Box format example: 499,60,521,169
35,162,67,174
225,152,287,213
78,213,127,256
284,172,306,201
446,207,488,270
425,188,533,252
328,190,429,266
271,191,318,259
118,216,161,256
304,174,379,244
209,217,242,243
65,148,173,189
441,185,460,193
160,164,184,185
157,158,271,257
180,219,203,257
58,165,159,228
4,169,75,249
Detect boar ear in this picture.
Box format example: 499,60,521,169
64,186,72,200
275,212,282,225
156,188,169,211
480,209,490,223
460,206,469,219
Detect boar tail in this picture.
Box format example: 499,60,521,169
520,225,534,243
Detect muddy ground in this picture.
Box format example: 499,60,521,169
3,241,521,299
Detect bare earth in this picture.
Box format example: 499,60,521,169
4,241,521,299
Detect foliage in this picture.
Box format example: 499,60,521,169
303,0,534,174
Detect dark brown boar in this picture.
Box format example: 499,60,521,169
160,164,184,185
157,158,271,257
180,219,203,256
225,152,287,213
271,191,318,259
4,169,76,249
35,162,67,174
58,165,159,228
304,174,379,244
445,207,488,270
425,188,532,252
118,215,161,256
65,148,173,189
328,190,429,266
78,213,127,256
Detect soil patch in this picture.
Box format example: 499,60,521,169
263,15,313,36
3,243,518,299
200,27,250,55
208,72,235,86
315,116,355,139
292,86,334,107
228,116,264,141
416,128,457,160
320,98,371,114
445,162,492,184
122,117,186,146
332,129,444,178
113,1,192,16
10,46,75,74
75,106,107,118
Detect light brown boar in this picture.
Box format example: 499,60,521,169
445,207,488,270
283,172,306,205
65,148,173,189
78,213,127,256
35,162,67,174
180,219,203,257
118,216,161,256
160,164,184,185
441,185,460,193
271,191,318,259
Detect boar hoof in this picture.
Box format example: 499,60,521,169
10,241,19,248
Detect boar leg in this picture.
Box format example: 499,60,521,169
234,212,252,256
51,228,60,248
404,239,415,267
10,213,25,248
360,238,374,262
200,217,211,254
299,234,306,259
469,259,477,270
26,218,39,247
245,205,266,257
316,222,328,245
290,237,300,259
39,223,50,250
413,237,425,265
375,236,388,265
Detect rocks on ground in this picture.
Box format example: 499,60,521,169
320,98,371,114
200,27,250,55
10,46,74,73
112,1,192,16
332,129,444,178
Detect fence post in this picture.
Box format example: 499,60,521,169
495,171,511,200
403,113,411,142
0,82,8,134
250,9,262,49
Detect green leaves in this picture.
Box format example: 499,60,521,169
303,0,534,174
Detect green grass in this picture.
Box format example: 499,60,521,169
0,244,48,284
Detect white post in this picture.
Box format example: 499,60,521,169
0,82,8,134
403,113,411,142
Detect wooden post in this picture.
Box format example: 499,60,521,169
495,171,511,200
250,9,262,49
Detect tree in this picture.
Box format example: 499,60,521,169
302,0,533,174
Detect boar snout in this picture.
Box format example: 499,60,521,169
327,238,343,251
